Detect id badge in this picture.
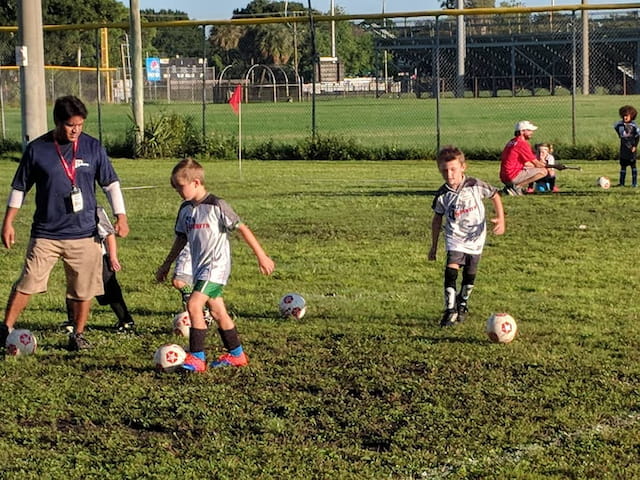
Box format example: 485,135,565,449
70,186,83,213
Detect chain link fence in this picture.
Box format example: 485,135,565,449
0,6,638,157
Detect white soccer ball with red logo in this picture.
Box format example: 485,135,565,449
172,311,191,337
279,293,306,319
153,343,187,373
5,328,37,356
596,176,610,189
486,313,518,344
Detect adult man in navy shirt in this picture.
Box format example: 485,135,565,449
1,96,129,351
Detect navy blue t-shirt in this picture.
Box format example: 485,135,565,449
11,131,120,240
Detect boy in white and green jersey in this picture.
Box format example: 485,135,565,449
157,158,275,371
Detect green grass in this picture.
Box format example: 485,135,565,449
1,94,638,155
0,158,639,479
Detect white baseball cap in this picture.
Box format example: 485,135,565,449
515,120,538,131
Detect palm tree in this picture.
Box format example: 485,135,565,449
211,24,246,51
257,23,294,65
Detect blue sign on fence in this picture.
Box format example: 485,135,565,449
146,57,161,82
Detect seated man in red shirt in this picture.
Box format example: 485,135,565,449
500,121,551,195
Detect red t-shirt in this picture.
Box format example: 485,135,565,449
500,136,536,183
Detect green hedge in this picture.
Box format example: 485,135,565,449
0,113,618,162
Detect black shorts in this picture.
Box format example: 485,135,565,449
446,251,481,275
96,255,124,305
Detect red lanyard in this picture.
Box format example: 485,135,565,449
54,140,78,186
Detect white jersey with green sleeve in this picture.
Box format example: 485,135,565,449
174,194,241,285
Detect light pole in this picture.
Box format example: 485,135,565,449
456,0,466,98
330,0,336,58
129,0,144,149
17,0,47,149
382,0,388,93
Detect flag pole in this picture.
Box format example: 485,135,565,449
238,91,242,172
228,84,242,172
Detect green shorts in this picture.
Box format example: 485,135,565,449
192,280,225,298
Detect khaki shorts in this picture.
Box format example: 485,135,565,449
15,237,104,300
511,167,548,187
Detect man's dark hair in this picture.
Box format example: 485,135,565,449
53,96,88,124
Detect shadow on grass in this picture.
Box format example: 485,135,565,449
275,188,614,199
416,333,488,345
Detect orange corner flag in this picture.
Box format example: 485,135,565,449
229,85,241,114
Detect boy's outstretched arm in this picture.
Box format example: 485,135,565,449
428,214,443,261
236,223,275,275
156,235,188,283
104,234,121,272
490,193,506,235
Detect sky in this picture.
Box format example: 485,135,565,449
122,0,632,20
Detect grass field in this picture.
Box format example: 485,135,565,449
0,158,639,479
2,94,638,155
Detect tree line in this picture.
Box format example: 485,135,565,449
0,0,636,83
0,0,376,81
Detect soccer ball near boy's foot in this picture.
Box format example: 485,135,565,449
153,343,187,373
486,313,518,343
172,311,191,337
279,293,306,320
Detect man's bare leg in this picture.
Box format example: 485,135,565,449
4,287,31,329
69,299,91,334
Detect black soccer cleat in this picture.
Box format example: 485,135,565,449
114,320,135,333
456,303,469,324
440,309,458,327
68,332,92,351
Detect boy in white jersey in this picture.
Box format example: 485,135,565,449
157,158,275,371
429,146,505,327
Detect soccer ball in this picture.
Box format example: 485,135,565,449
153,343,187,373
486,313,518,344
596,176,611,189
5,328,37,356
279,293,306,319
172,311,191,337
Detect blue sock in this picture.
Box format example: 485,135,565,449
192,351,206,361
229,345,243,357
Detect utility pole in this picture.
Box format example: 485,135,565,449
17,0,47,149
581,0,590,95
382,0,388,94
456,0,466,98
330,0,336,58
129,0,144,149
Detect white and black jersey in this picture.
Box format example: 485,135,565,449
432,176,498,255
175,194,241,285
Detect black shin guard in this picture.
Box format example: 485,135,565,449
459,271,476,303
218,327,241,352
189,328,207,353
444,267,459,310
